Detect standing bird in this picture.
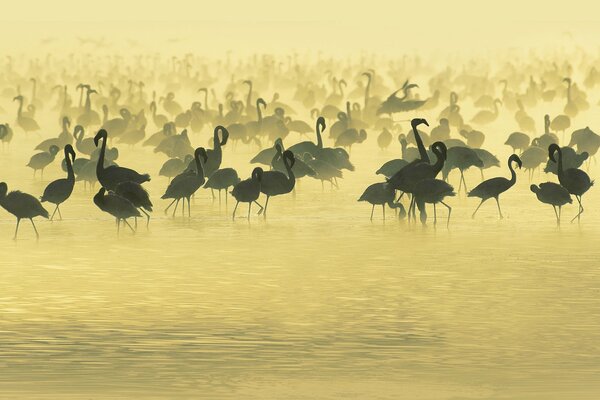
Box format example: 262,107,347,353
413,179,455,227
27,145,60,178
548,144,593,222
358,182,406,220
94,129,150,190
93,188,141,234
469,154,522,219
259,147,296,217
40,145,76,220
204,125,229,177
13,95,40,133
530,182,572,224
231,167,264,220
115,181,153,227
161,147,208,217
204,168,241,204
377,128,393,151
0,182,49,239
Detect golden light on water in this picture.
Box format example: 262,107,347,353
1,2,600,399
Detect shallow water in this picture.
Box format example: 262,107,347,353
1,101,600,399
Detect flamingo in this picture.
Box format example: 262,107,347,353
0,182,49,239
548,144,593,222
40,145,76,220
469,154,522,219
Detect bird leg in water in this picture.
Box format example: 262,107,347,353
140,209,151,227
164,199,177,215
50,205,60,221
187,197,191,217
123,219,136,233
211,189,215,200
472,199,485,219
441,201,452,228
552,205,559,225
232,201,239,220
29,218,39,239
382,204,386,220
56,205,63,220
13,218,20,240
571,195,584,223
370,204,374,221
461,171,468,193
262,196,270,218
172,199,180,217
495,197,503,219
254,200,264,215
433,203,437,225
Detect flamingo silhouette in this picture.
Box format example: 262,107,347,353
40,145,76,220
548,144,593,222
469,154,522,219
0,182,49,239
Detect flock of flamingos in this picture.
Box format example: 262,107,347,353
0,53,597,238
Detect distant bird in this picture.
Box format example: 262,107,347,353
469,154,522,219
430,118,451,142
471,99,501,125
204,168,241,204
94,129,150,190
520,141,547,179
358,182,406,220
568,126,600,162
13,95,40,133
115,181,153,227
161,147,208,217
204,125,229,177
93,187,141,233
259,147,296,217
441,146,483,193
303,153,343,189
159,154,193,181
543,146,588,175
288,117,325,156
231,167,264,219
40,145,76,220
377,82,425,116
376,158,409,179
472,148,500,179
73,125,95,155
27,145,59,178
413,179,455,227
548,144,593,222
504,132,530,153
335,128,367,151
377,128,393,150
0,182,49,239
459,129,485,148
530,182,572,224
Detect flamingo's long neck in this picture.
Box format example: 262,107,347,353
66,152,75,181
195,154,204,181
316,122,323,149
285,157,295,189
364,75,371,108
413,125,430,164
555,148,564,180
508,159,517,185
96,135,106,176
246,84,252,112
16,98,23,117
257,102,263,124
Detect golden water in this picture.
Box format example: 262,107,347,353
0,94,599,399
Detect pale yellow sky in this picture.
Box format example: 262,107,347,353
0,1,598,55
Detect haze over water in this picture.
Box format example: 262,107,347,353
1,2,600,399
